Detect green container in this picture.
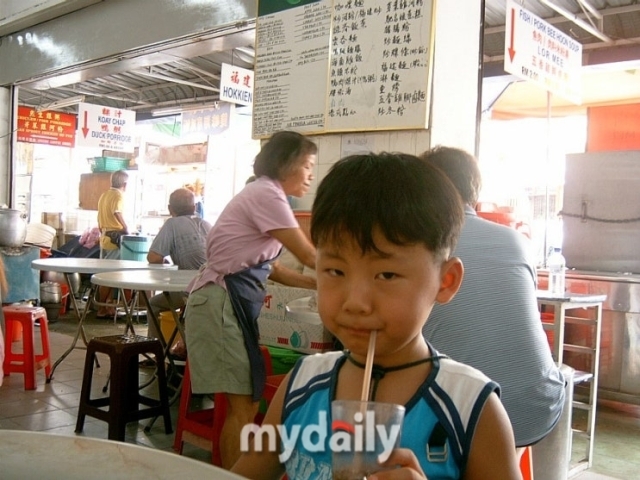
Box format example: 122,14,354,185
266,345,304,375
120,235,152,262
90,156,130,172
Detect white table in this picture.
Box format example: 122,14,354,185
91,269,198,349
0,430,247,480
31,258,177,380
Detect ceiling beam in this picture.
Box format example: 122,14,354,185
175,59,221,82
136,69,220,93
538,0,612,43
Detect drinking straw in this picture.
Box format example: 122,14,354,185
360,330,377,402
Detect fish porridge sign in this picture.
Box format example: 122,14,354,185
76,102,136,152
503,0,582,104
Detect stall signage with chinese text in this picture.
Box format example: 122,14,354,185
182,102,232,136
75,102,136,152
220,63,254,106
504,0,582,104
17,106,76,147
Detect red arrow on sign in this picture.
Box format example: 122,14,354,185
81,111,89,138
508,8,516,62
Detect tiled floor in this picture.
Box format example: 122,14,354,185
1,309,639,479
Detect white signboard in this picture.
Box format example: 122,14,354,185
220,63,254,106
75,102,136,152
504,0,582,104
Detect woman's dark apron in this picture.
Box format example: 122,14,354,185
224,255,276,402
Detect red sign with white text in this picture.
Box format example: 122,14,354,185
17,106,76,147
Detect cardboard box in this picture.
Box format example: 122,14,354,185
258,285,334,355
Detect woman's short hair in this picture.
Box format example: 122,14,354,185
311,152,464,261
253,131,317,180
110,170,129,189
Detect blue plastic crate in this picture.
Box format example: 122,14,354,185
90,157,130,172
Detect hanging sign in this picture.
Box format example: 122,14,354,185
182,102,232,136
17,106,76,147
220,64,254,106
504,0,582,104
75,102,136,152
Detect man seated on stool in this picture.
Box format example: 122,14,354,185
420,146,566,457
146,188,212,347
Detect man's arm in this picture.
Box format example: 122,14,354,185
147,250,166,264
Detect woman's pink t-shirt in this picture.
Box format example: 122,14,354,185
188,176,298,292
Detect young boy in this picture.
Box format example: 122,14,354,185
232,153,520,479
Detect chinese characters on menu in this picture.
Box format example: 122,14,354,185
253,0,433,138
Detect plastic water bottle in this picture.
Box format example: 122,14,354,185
547,247,566,296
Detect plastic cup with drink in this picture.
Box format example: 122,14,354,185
331,331,406,479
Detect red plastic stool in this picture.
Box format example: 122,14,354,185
173,346,277,465
172,362,227,465
2,305,51,390
520,446,534,480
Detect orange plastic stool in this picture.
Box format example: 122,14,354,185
520,446,534,480
173,346,277,465
2,305,51,390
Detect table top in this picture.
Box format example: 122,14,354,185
91,269,198,291
32,257,178,274
536,290,607,304
0,430,246,480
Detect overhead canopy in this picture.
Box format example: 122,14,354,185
6,0,640,118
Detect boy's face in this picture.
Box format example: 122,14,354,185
316,229,463,364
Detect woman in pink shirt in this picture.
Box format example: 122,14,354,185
184,131,317,468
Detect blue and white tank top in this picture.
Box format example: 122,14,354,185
281,348,499,480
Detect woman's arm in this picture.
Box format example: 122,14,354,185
463,392,521,480
231,373,292,480
269,260,316,290
268,227,316,270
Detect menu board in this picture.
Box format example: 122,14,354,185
253,0,332,138
253,0,435,138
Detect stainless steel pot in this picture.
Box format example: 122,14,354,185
0,208,27,247
40,281,62,303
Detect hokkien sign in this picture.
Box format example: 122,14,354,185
75,102,136,152
504,0,582,104
220,63,254,106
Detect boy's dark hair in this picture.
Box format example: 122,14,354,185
311,152,464,259
420,146,482,206
253,131,317,180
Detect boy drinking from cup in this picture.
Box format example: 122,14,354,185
233,153,520,479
